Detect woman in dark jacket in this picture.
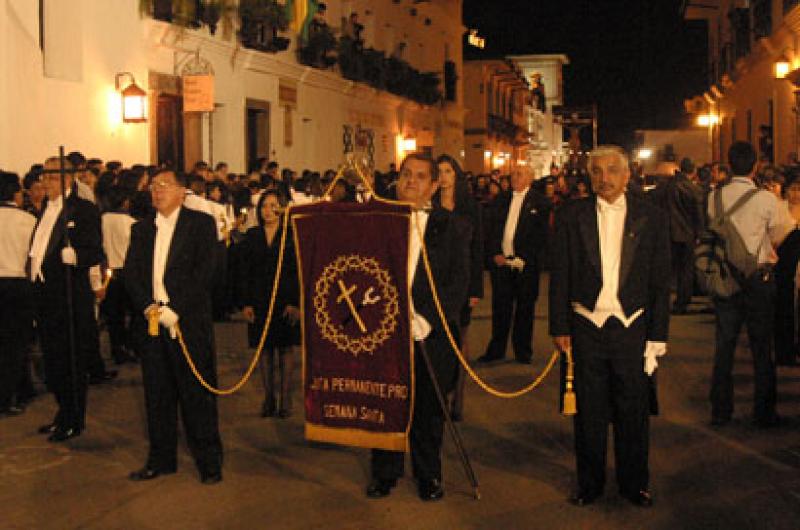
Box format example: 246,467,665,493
239,190,300,417
774,171,800,365
434,154,484,421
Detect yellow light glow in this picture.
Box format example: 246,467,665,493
402,137,417,152
637,148,653,160
123,94,146,122
492,156,505,168
484,150,492,159
697,114,719,127
775,59,791,79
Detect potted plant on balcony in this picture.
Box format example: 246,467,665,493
140,0,200,27
239,0,291,53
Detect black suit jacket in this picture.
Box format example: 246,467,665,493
32,192,102,305
487,188,550,265
412,208,470,384
651,173,705,243
124,207,218,363
549,193,671,342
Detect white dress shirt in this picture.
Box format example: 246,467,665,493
501,187,529,257
29,194,66,282
708,177,785,265
183,191,214,217
573,195,665,373
409,210,431,340
153,207,181,305
101,212,136,269
573,195,642,328
0,204,36,278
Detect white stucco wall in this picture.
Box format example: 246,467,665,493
1,0,464,175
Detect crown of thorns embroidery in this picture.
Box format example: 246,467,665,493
314,255,400,357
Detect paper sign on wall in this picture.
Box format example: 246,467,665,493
183,75,215,112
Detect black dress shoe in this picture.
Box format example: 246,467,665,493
200,470,223,485
260,400,275,418
89,370,118,385
129,466,177,481
476,354,503,364
0,406,24,417
622,490,653,507
710,415,731,427
366,478,397,498
47,427,81,442
753,415,782,429
568,491,600,507
417,478,445,501
38,422,59,435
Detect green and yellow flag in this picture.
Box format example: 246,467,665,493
285,0,319,44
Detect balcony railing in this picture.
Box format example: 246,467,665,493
143,0,443,106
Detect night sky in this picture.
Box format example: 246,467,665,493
463,0,709,149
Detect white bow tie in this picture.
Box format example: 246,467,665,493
597,200,624,213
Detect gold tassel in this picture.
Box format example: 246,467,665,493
147,306,161,337
562,347,577,416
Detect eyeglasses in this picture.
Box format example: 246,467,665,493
149,181,178,192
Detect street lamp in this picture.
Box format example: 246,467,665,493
775,55,791,80
697,114,719,127
115,72,147,123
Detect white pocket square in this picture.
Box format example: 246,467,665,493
67,221,76,228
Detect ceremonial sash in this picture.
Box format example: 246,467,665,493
292,201,413,451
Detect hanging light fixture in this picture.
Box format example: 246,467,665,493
115,72,147,123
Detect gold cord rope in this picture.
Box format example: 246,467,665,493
171,156,569,403
174,203,292,395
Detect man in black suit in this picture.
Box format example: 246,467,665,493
478,167,550,364
124,169,223,485
367,154,470,502
549,145,671,508
651,158,705,314
29,158,103,442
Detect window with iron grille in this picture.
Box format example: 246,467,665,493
753,0,772,39
729,8,750,60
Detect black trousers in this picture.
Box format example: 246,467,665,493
34,280,92,430
140,329,223,473
485,263,539,361
371,337,458,482
0,279,32,409
710,272,777,422
572,315,649,497
671,241,695,309
101,272,130,360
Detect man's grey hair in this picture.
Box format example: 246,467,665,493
589,145,630,168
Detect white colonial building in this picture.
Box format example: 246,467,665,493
0,0,465,175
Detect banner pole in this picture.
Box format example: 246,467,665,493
417,340,480,500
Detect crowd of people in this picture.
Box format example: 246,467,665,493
0,139,795,505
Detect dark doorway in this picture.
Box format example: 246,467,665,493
246,99,270,172
156,94,185,170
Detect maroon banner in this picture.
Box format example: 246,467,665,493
292,201,413,451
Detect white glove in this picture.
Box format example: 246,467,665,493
89,265,103,292
61,246,77,266
411,312,432,341
507,257,525,271
159,306,180,339
643,341,666,375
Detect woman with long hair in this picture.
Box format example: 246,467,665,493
434,154,484,421
774,170,800,365
239,191,300,417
